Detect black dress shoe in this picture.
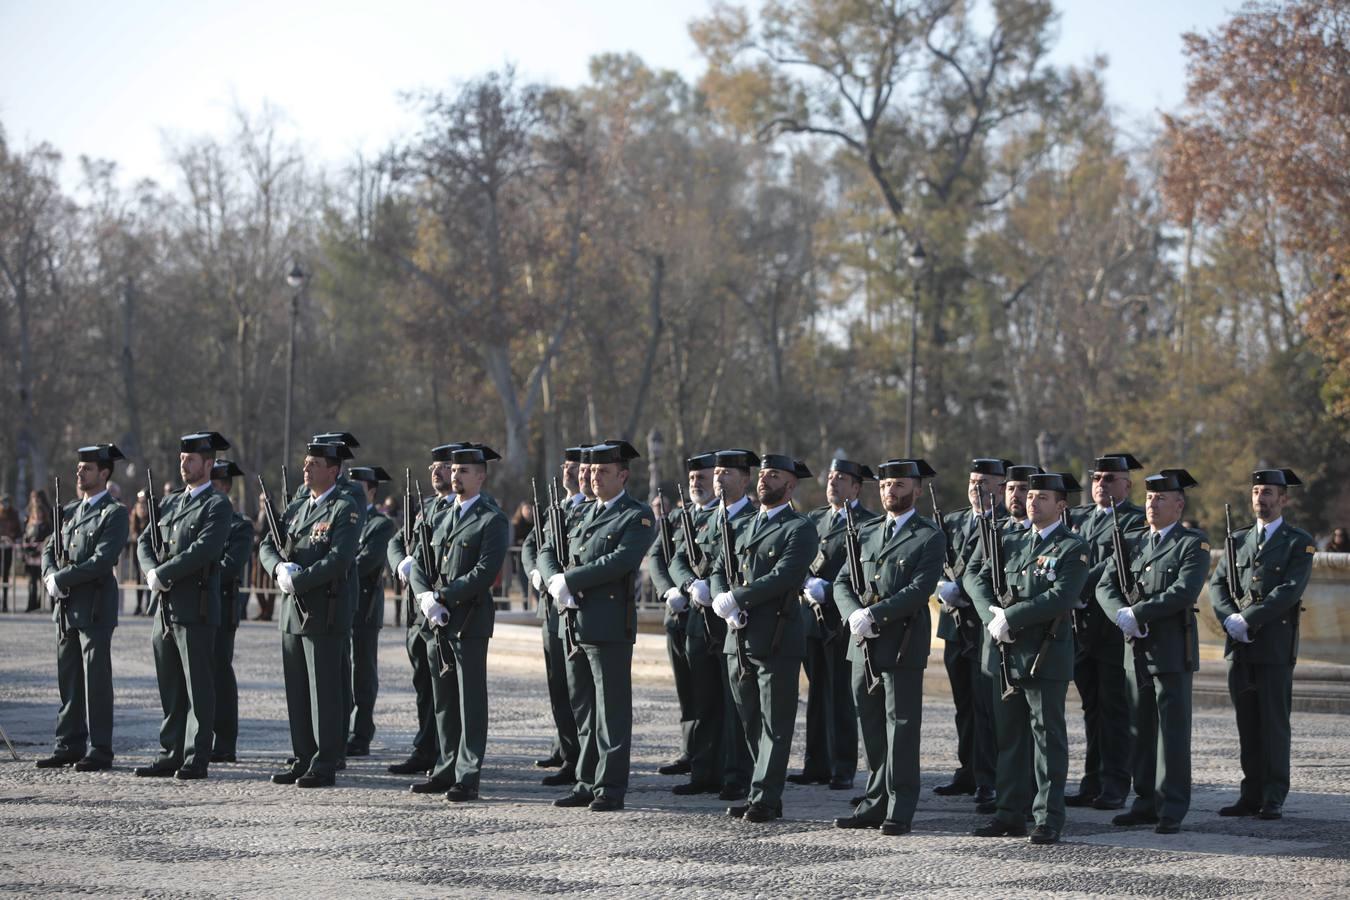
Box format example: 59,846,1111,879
672,781,719,796
445,784,478,802
743,803,782,823
410,779,453,794
1092,793,1125,810
1028,825,1060,845
934,779,976,796
834,815,879,829
175,766,208,780
271,771,301,785
134,763,178,778
535,753,565,769
589,796,624,812
387,757,433,776
74,757,112,772
973,819,1027,837
210,752,236,764
850,794,865,806
879,820,911,836
973,785,996,805
718,785,748,801
786,772,830,786
296,773,336,788
975,799,998,815
1155,819,1181,834
726,805,749,819
1218,800,1260,817
657,758,692,776
554,793,593,808
1112,811,1159,827
1258,803,1283,820
345,743,370,757
1064,792,1097,808
34,755,80,769
542,768,577,787
828,776,854,791
336,759,347,771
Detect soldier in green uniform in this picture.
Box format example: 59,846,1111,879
711,454,816,823
259,440,361,787
346,466,397,757
135,432,234,779
538,440,656,812
964,472,1089,845
1098,468,1207,834
1210,467,1315,821
833,458,945,835
407,444,509,801
37,444,130,772
386,444,458,776
522,444,591,783
933,459,1010,806
208,459,255,763
1065,453,1145,810
669,449,758,799
648,453,717,778
793,458,880,791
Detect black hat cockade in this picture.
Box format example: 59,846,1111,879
714,449,760,470
348,466,392,484
877,458,937,480
686,453,717,472
584,441,641,465
210,459,245,480
1144,468,1198,493
179,432,231,454
829,458,876,482
1252,468,1302,487
76,444,126,464
1093,452,1143,473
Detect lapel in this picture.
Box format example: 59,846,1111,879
1255,522,1287,562
76,494,111,527
820,506,848,540
293,491,334,533
446,498,485,542
584,496,618,535
165,487,208,526
1137,526,1176,569
741,508,788,553
877,515,910,557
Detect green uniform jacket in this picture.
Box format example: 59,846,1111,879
937,507,1002,645
803,502,880,638
963,523,1090,682
522,495,590,631
670,501,752,650
42,493,130,629
711,506,816,660
1071,501,1146,661
537,492,656,645
259,488,361,635
219,511,254,629
408,496,508,640
1209,522,1315,666
136,487,233,626
354,508,396,628
833,512,945,670
646,508,686,633
1096,525,1208,674
387,494,454,629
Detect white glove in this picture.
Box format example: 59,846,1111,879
988,607,1013,644
1073,595,1089,609
397,556,416,583
725,609,748,630
1224,613,1252,643
712,591,739,619
664,586,689,614
803,577,828,605
419,593,449,626
936,580,968,609
1115,607,1147,640
529,569,544,592
847,608,878,638
689,579,712,607
274,562,302,595
547,572,571,601
145,568,169,594
44,573,67,599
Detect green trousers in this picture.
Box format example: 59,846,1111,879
543,617,579,767
349,626,380,747
727,652,801,812
425,632,489,790
152,621,217,769
665,614,695,761
566,641,633,802
852,662,923,824
53,625,115,763
405,621,438,763
1228,661,1294,808
803,631,859,781
280,631,345,778
991,675,1069,832
1126,668,1192,822
212,624,239,756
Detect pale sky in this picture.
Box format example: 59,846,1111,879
1,0,1238,191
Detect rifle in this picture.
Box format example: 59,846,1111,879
258,474,308,627
929,484,969,643
51,477,68,639
548,478,582,660
1225,503,1256,693
720,501,753,682
844,501,883,693
676,483,717,655
803,509,840,646
656,496,676,564
144,466,172,638
281,465,291,505
414,479,455,676
976,486,1020,700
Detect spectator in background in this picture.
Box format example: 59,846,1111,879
107,481,123,504
0,494,22,611
129,491,153,614
23,490,54,612
1326,527,1349,553
510,501,535,601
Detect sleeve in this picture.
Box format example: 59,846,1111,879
290,501,360,594
135,497,169,574
561,510,656,594
1242,532,1315,628
1004,541,1089,630
1095,552,1127,619
438,513,510,608
869,528,945,626
52,505,130,591
357,516,397,579
1209,539,1240,622
730,519,816,611
155,496,233,585
1132,536,1209,626
646,512,679,595
960,533,997,627
220,517,254,582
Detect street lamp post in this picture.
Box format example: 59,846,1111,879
283,263,306,468
646,427,665,506
904,241,927,457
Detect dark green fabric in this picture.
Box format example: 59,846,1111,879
280,631,346,777
53,625,115,762
726,653,800,811
425,634,489,789
852,662,924,825
44,493,129,629
212,623,239,756
710,507,815,659
991,676,1070,832
565,641,634,802
136,487,233,626
258,488,361,636
409,496,508,640
152,621,217,769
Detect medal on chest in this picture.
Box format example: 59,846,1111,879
1034,555,1058,580
310,521,332,543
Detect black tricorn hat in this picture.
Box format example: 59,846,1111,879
563,443,594,463
686,453,717,472
180,431,231,453
210,459,245,480
348,466,392,484
877,458,937,480
829,458,876,481
792,459,813,479
1029,473,1076,494
76,444,126,463
448,443,502,465
971,458,1012,476
1094,452,1143,472
430,443,465,462
1060,473,1083,493
585,440,640,464
714,448,760,470
1005,464,1043,483
311,431,360,448
760,453,798,474
306,441,354,461
1252,468,1302,487
1145,468,1197,492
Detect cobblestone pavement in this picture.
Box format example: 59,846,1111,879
2,610,1348,898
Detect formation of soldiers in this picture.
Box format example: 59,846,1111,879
34,435,1316,842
